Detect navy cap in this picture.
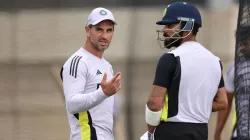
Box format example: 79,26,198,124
156,1,202,27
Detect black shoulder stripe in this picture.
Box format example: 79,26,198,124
70,55,82,78
71,56,79,77
74,56,82,78
70,55,77,76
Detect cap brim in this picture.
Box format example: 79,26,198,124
91,18,117,26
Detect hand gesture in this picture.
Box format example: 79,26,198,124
101,72,121,96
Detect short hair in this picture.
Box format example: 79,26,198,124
87,24,115,30
191,23,200,36
88,24,93,28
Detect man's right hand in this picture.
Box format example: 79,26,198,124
101,72,121,96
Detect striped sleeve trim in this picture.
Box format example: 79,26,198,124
70,55,83,78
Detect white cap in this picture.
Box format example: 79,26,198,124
86,7,117,26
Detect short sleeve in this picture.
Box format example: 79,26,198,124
153,53,177,88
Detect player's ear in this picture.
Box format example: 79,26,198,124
85,25,91,37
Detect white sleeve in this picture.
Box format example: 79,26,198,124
62,60,108,114
224,64,234,93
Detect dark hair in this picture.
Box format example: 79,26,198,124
192,23,201,36
88,24,93,28
88,24,115,30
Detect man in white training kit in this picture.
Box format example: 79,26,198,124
141,2,228,140
60,7,121,140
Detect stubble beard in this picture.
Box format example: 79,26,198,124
94,44,109,52
90,38,109,52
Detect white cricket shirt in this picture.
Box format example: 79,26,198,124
61,47,115,140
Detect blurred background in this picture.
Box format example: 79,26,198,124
0,0,239,140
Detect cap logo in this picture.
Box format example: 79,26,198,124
162,8,167,17
100,10,107,15
162,5,170,17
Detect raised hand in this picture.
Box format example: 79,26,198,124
101,72,121,96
